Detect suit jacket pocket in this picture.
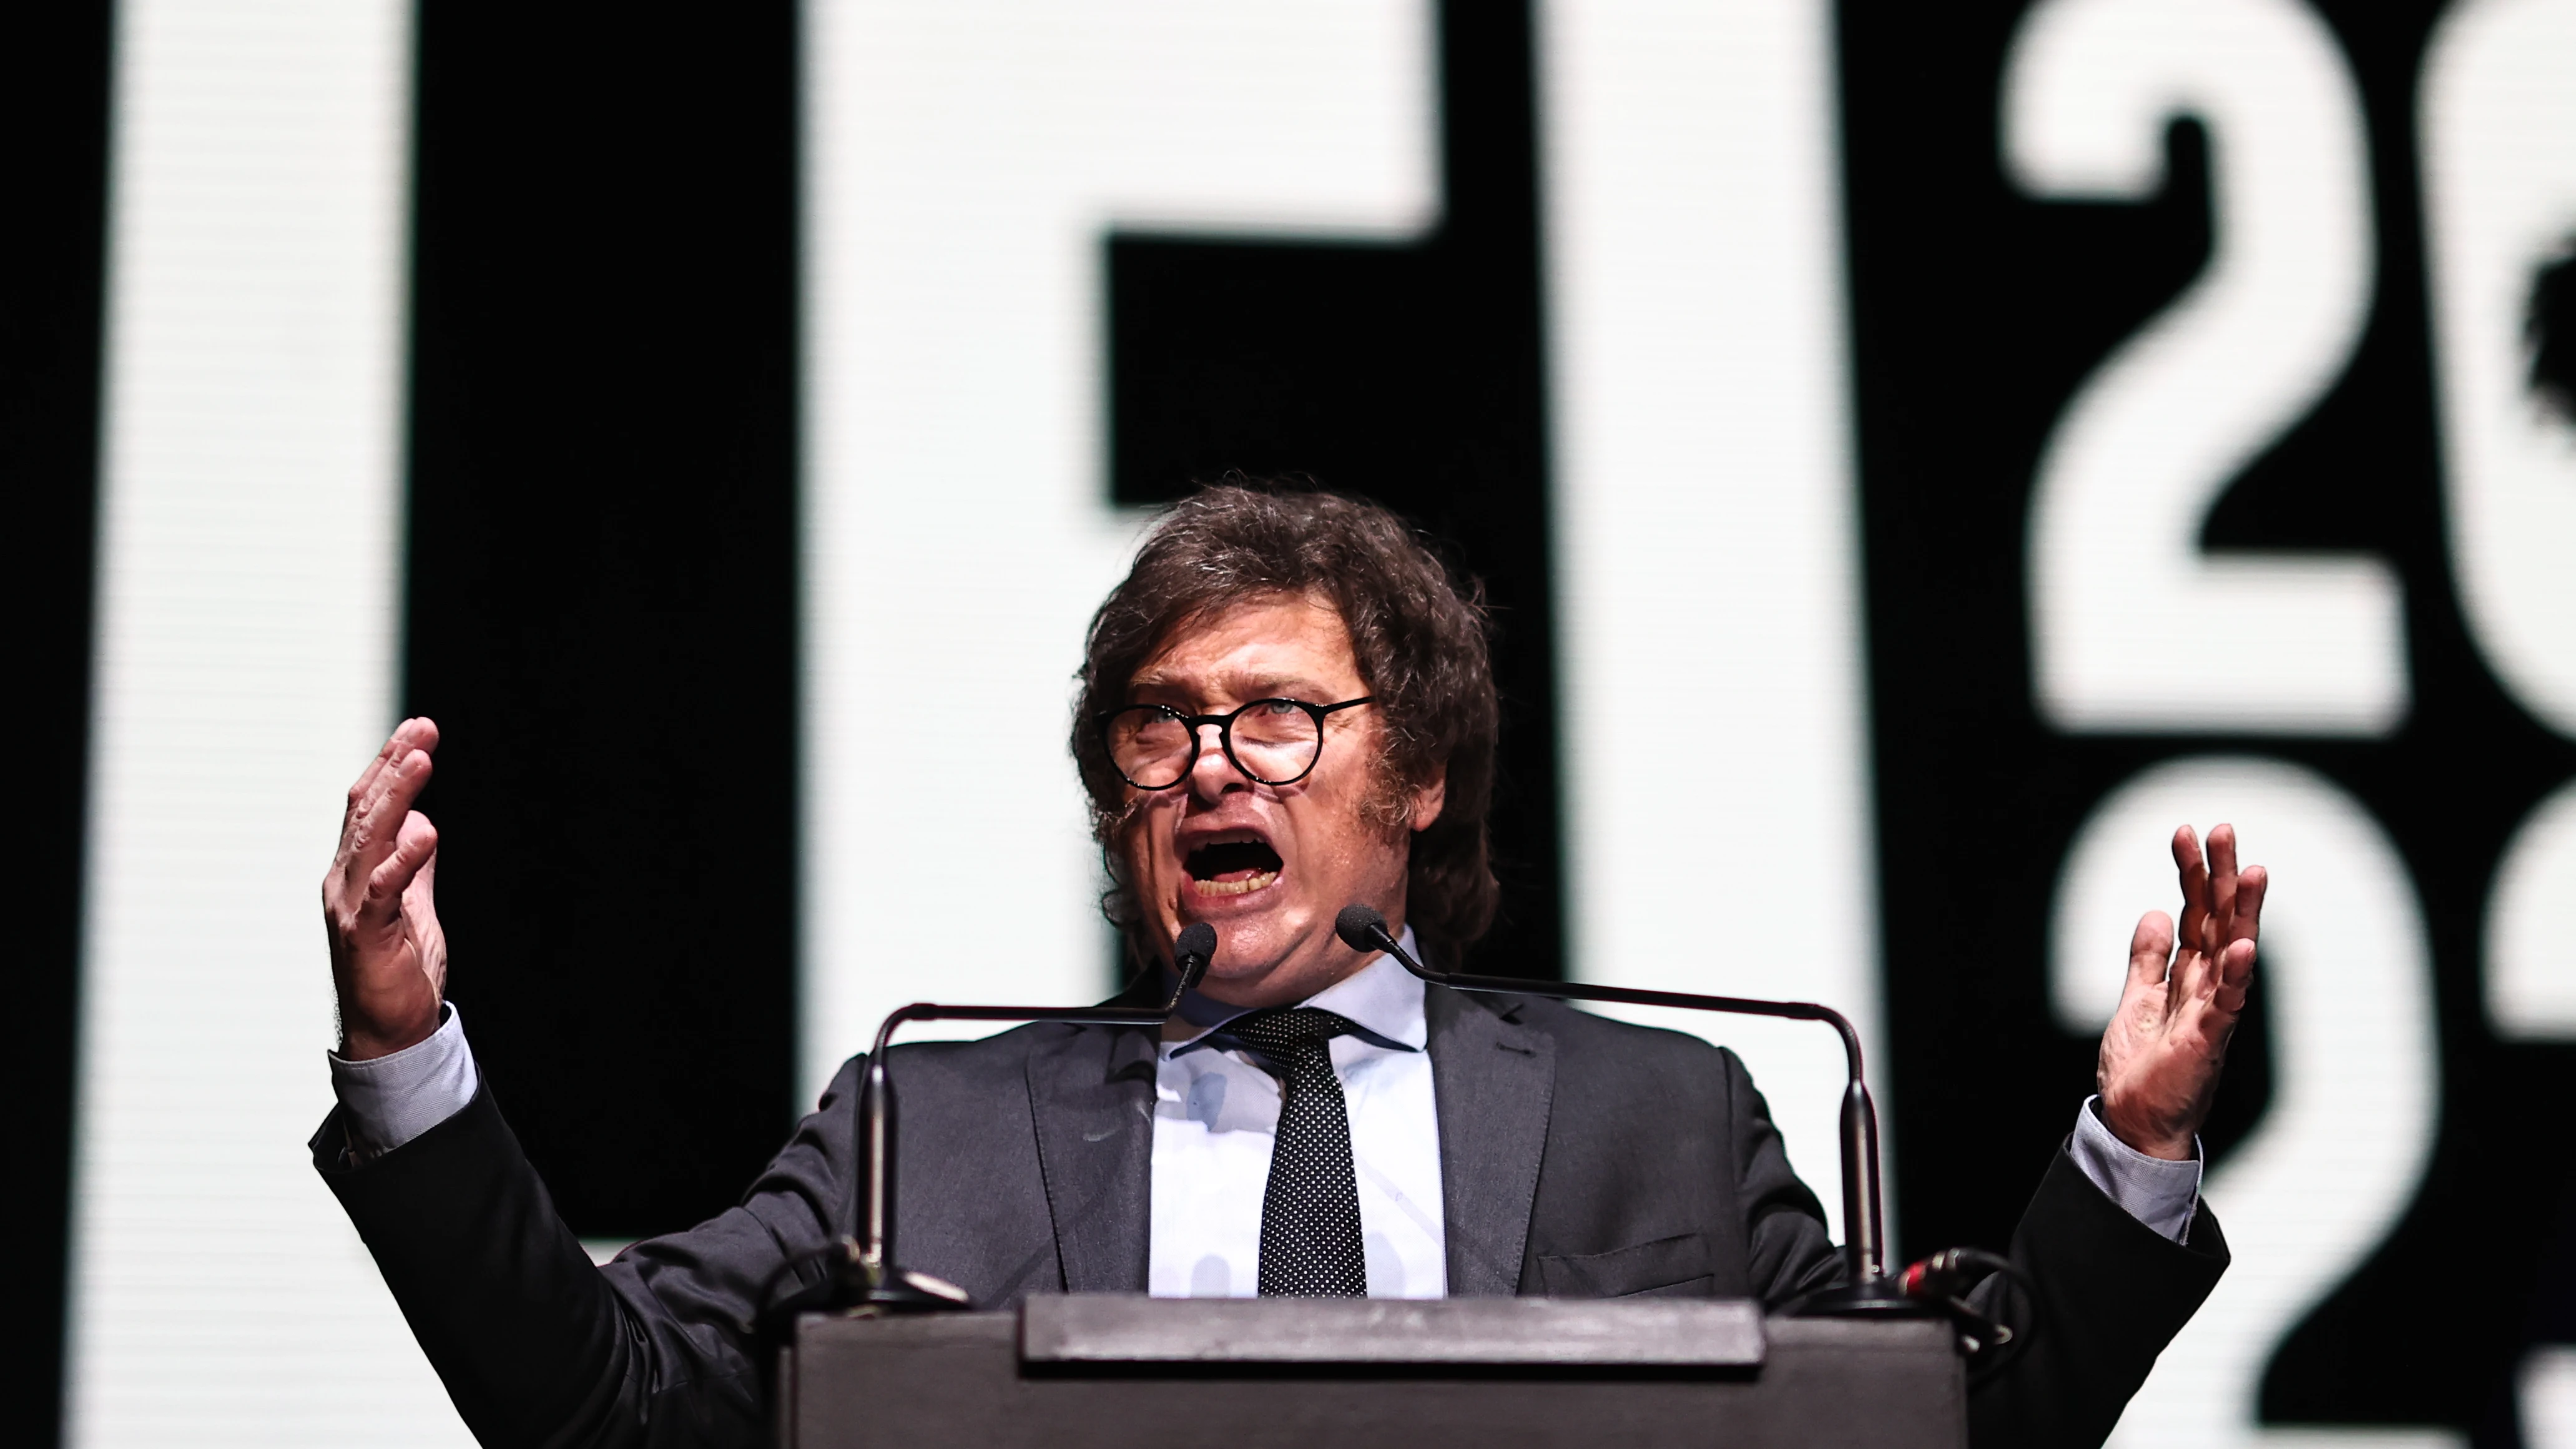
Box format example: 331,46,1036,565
1533,1232,1714,1299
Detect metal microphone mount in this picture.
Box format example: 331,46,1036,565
832,923,1216,1313
1332,905,1919,1318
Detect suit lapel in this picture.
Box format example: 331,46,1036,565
1426,984,1555,1296
1026,1024,1158,1293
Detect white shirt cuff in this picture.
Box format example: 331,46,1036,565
2068,1095,2201,1242
328,1002,479,1161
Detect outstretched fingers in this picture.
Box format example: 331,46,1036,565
365,810,440,915
2171,824,2211,963
2206,823,2242,951
2206,858,2263,1021
342,718,438,829
340,729,437,901
2212,937,2256,1016
2128,910,2176,991
399,843,448,995
2228,862,2267,952
342,727,407,830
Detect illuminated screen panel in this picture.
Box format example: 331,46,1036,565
799,0,1438,1096
42,2,2576,1445
65,1,466,1445
1841,0,2574,1438
1540,0,1884,1245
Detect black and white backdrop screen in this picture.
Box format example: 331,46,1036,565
16,1,2576,1445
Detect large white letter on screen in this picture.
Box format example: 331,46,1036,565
67,2,460,1445
803,2,1436,1096
1540,0,1884,1241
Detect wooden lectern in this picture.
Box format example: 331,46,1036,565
780,1296,1964,1448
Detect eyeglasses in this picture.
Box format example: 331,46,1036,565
1098,696,1378,790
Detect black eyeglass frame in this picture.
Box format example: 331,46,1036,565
1096,695,1379,790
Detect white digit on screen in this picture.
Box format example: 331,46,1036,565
2052,758,2453,1449
2417,0,2576,1044
2484,780,2576,1037
1538,0,1884,1243
802,1,1436,1097
2421,0,2576,742
2004,0,2406,735
2523,1347,2576,1449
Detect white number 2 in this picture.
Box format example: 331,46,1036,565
2005,0,2406,736
2050,759,2451,1449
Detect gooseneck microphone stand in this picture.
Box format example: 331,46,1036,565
1334,905,1917,1317
834,922,1217,1313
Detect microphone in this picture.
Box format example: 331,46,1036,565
1173,921,1218,992
1334,904,1909,1316
1179,926,1216,993
834,921,1217,1312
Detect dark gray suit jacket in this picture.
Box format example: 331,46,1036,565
315,985,2226,1449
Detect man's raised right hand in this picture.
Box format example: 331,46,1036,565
323,717,448,1060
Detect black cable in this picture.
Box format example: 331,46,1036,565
1899,1247,2041,1385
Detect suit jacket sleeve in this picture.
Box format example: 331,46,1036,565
1725,1048,2226,1449
1726,1046,1849,1307
1965,1143,2229,1449
310,1059,862,1449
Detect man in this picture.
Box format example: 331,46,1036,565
318,486,2260,1448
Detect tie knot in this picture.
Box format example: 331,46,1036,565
1220,1006,1358,1056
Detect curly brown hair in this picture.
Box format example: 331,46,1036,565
1071,482,1501,969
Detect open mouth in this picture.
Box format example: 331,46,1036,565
1186,837,1283,897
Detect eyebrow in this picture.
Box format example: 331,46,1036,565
1126,669,1325,699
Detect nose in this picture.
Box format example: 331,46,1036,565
1187,721,1251,802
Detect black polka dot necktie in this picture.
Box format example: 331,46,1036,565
1218,1008,1367,1297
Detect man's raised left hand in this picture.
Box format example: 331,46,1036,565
2095,823,2265,1161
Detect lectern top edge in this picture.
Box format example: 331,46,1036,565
1018,1294,1767,1368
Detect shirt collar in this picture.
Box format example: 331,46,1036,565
1164,925,1428,1055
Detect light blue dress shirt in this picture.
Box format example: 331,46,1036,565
1148,935,1447,1297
